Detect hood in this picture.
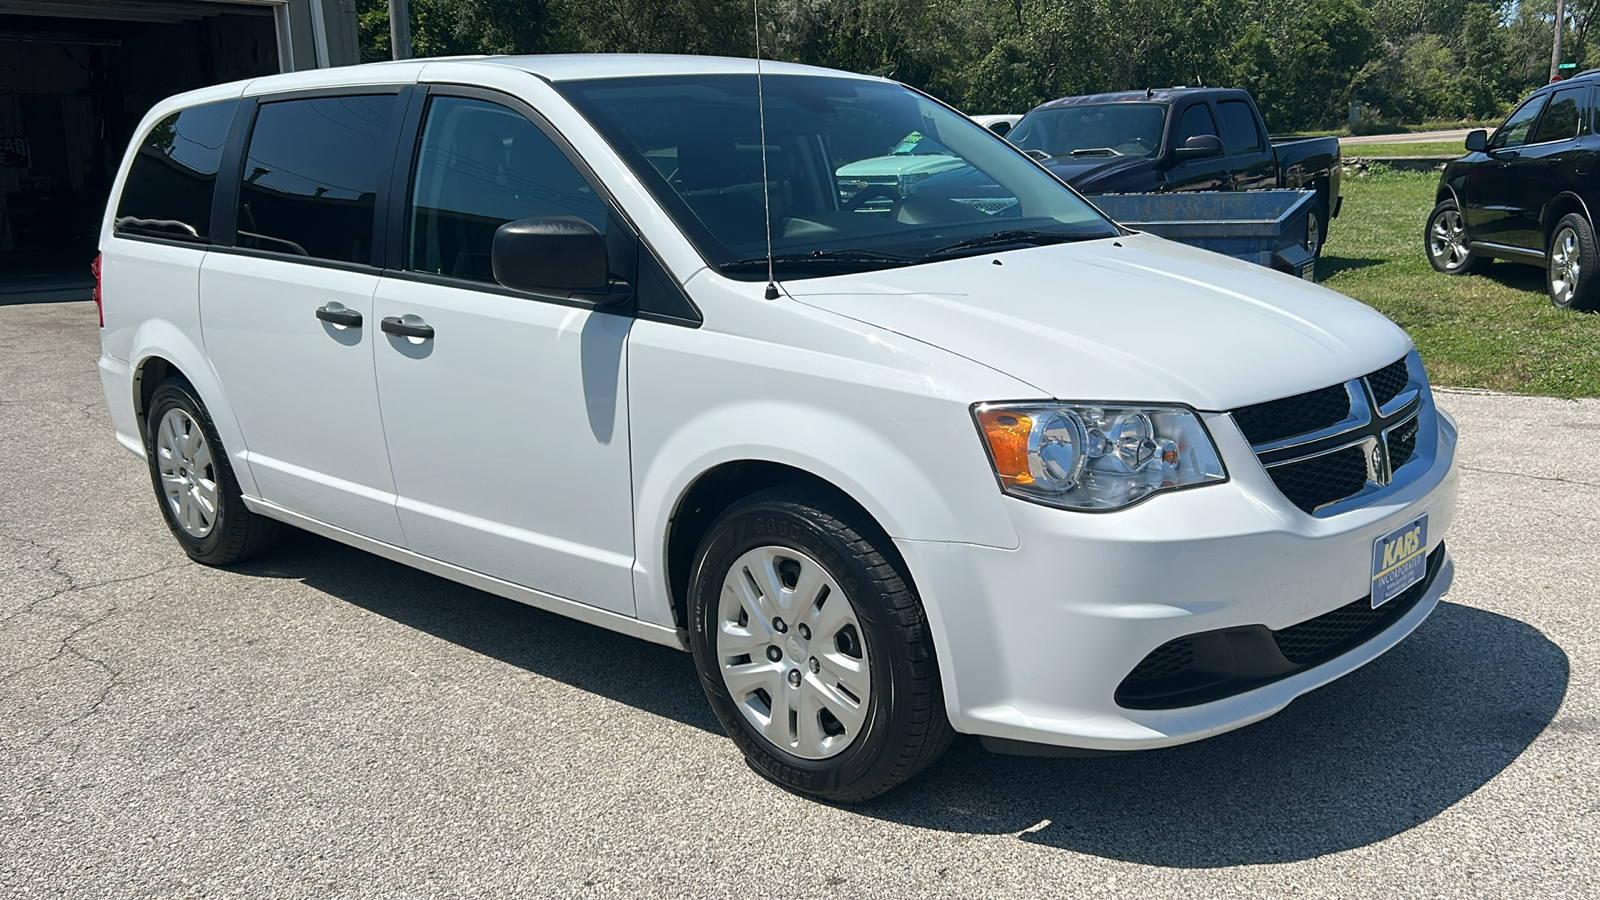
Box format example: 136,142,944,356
1041,155,1161,193
782,233,1412,411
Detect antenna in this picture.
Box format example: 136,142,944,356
752,0,779,300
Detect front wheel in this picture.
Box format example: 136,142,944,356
1547,213,1600,310
1425,200,1491,275
688,484,952,802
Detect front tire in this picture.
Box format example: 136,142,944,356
1547,213,1600,310
688,484,953,802
143,378,282,565
1425,200,1491,275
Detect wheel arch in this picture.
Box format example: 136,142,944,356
661,461,900,633
127,319,259,497
1542,192,1593,248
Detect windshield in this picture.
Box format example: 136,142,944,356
556,74,1119,279
1008,103,1168,159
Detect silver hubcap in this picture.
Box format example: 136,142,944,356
155,408,218,539
1551,226,1581,304
1428,209,1469,269
716,546,871,760
1307,212,1321,256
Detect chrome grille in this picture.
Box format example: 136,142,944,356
1232,354,1429,516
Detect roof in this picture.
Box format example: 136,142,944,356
231,54,873,99
1030,87,1252,112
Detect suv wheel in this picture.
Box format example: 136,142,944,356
1547,213,1600,310
1425,200,1490,275
687,484,953,802
144,378,282,565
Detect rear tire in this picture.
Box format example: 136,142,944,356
143,378,282,565
688,484,953,802
1547,213,1600,310
1425,200,1491,275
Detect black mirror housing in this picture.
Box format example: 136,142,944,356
492,216,609,295
1173,134,1224,161
1465,129,1488,152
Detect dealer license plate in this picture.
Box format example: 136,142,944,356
1371,515,1428,609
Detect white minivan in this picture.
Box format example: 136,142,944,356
97,55,1458,801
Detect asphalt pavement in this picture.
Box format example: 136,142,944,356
2,300,1596,898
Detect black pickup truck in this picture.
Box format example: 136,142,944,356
1001,88,1342,255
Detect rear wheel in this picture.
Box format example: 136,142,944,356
1425,200,1491,275
1547,213,1600,310
144,379,282,565
688,484,952,802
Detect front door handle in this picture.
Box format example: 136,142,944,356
315,304,362,327
381,316,435,340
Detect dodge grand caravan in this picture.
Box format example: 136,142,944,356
97,55,1458,802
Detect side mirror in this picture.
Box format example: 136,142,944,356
1173,134,1224,161
1465,129,1488,152
492,216,611,297
988,121,1013,138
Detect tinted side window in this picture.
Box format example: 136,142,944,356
1532,89,1585,144
1491,95,1549,149
407,96,607,283
1216,100,1261,153
1174,103,1219,145
236,95,395,263
115,99,238,242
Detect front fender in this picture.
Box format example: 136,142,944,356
630,399,1021,630
130,318,260,498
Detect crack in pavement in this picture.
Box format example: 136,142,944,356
0,531,184,629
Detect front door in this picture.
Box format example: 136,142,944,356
200,92,406,545
1166,102,1226,191
1463,93,1549,245
371,91,636,616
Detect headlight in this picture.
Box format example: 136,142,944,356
973,403,1227,511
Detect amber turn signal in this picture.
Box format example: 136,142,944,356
976,408,1034,486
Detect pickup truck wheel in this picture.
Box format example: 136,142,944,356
687,484,953,802
1425,200,1491,275
1306,207,1323,260
144,378,283,565
1548,214,1600,310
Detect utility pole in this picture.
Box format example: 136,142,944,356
389,0,412,61
1552,0,1567,81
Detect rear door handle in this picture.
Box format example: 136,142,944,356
315,304,362,327
381,316,434,340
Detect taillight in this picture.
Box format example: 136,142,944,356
91,253,103,328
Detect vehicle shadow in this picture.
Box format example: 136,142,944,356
1482,261,1547,294
860,601,1567,867
1316,255,1384,278
232,529,722,734
236,534,1566,867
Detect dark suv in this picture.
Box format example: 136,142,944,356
1426,75,1600,309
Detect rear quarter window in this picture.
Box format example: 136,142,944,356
114,99,239,243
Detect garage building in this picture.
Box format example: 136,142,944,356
0,0,359,298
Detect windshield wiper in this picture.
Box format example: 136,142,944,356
1070,147,1123,157
926,229,1098,258
719,249,918,274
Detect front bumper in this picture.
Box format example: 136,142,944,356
897,407,1459,751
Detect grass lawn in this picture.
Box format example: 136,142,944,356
1319,167,1600,398
1342,141,1465,158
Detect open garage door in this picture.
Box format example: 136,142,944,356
0,0,353,302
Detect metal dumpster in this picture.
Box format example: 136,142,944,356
1088,190,1319,280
